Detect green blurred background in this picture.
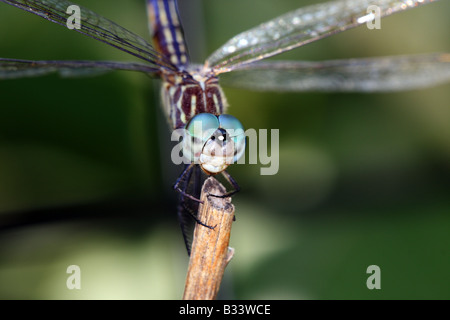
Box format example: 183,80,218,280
0,0,449,299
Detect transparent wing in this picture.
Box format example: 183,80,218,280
219,53,450,92
0,0,175,71
0,58,159,79
206,0,439,73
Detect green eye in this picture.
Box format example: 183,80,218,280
186,113,220,140
218,114,246,163
218,114,245,137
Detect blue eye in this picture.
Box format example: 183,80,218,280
186,113,220,140
218,114,245,137
218,114,246,163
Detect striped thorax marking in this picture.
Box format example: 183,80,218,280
160,67,228,130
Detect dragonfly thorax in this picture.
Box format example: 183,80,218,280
160,66,228,130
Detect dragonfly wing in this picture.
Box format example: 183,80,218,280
0,58,159,79
206,0,439,73
175,164,203,256
219,53,450,92
0,0,175,71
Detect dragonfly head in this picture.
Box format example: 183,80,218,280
183,113,246,175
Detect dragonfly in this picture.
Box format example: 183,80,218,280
0,0,449,254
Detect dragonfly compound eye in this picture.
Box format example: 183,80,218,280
218,114,246,164
183,113,220,163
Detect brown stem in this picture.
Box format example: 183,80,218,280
182,177,235,300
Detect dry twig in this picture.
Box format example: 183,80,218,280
182,177,235,300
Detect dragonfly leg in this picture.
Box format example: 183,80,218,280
207,170,241,199
177,201,216,256
173,163,204,203
182,201,217,230
175,164,216,255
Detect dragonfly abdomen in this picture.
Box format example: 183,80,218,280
147,0,188,67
